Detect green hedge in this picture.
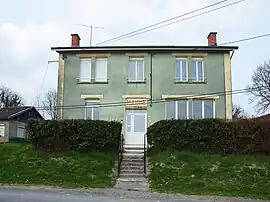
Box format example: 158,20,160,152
147,119,270,155
26,119,122,152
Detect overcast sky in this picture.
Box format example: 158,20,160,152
0,0,269,116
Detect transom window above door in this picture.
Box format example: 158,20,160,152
128,58,145,82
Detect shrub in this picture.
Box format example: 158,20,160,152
147,119,270,155
26,119,122,152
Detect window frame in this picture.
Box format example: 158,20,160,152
95,58,108,82
192,99,215,119
0,124,5,137
191,58,204,82
165,99,189,120
128,57,145,82
175,58,188,82
79,58,92,82
84,100,100,120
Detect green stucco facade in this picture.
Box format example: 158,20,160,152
61,52,227,126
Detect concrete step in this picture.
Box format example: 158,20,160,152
114,180,149,191
119,173,146,178
121,158,144,163
124,149,144,154
120,169,144,174
124,147,145,152
117,177,146,182
120,165,144,170
122,155,144,160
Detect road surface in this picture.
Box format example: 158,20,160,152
0,186,265,202
0,186,209,202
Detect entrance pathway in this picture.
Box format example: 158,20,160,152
114,147,149,191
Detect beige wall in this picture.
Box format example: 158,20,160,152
0,121,10,142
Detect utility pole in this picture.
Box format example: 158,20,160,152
77,24,104,46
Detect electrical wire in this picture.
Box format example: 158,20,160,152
219,33,270,45
96,0,246,45
37,62,49,103
35,86,265,111
96,0,231,45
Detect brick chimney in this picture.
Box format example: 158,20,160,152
207,32,217,46
71,34,80,47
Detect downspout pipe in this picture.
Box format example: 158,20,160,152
150,53,154,107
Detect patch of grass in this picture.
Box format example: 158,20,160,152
0,143,117,188
149,151,270,200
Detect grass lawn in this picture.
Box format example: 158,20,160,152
149,151,270,200
0,143,117,188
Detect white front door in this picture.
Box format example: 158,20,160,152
125,110,147,147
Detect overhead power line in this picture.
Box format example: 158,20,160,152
96,0,230,45
35,86,264,111
96,0,245,45
219,33,270,45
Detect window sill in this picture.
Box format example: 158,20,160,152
174,78,207,84
77,79,109,84
127,78,146,84
174,80,207,84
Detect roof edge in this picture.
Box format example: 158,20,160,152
8,107,33,119
51,45,239,52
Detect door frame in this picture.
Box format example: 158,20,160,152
124,109,147,147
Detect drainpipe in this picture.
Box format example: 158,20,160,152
149,53,153,107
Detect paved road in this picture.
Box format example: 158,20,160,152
0,186,266,202
0,186,209,202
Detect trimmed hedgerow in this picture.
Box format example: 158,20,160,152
26,119,122,152
147,119,270,155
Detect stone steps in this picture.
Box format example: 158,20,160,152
119,173,145,178
115,146,148,191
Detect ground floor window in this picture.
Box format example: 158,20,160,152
85,100,100,120
17,126,25,138
165,100,188,119
165,99,215,119
192,100,215,119
0,124,5,137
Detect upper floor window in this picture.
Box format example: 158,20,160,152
192,100,214,119
79,59,92,82
79,58,107,83
128,58,144,82
175,59,188,81
85,100,100,120
191,59,204,82
165,100,188,120
95,58,108,82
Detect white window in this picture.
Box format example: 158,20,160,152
17,126,25,138
85,101,100,120
95,58,107,82
191,59,204,81
165,100,189,119
79,59,92,82
192,100,215,119
129,58,144,81
176,59,188,81
0,124,5,137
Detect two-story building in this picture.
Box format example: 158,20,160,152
51,32,238,147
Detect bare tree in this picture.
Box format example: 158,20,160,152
247,60,270,114
232,104,247,119
41,90,57,120
0,86,24,107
